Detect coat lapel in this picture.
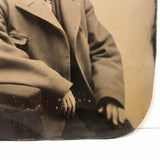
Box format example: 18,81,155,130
15,0,65,33
15,0,81,44
60,0,81,44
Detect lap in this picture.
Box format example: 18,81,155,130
62,105,133,139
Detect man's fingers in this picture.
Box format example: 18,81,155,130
69,97,76,117
105,103,127,125
62,97,68,113
106,104,112,119
65,96,72,118
111,105,118,125
98,107,104,114
118,108,126,123
72,105,76,117
67,90,76,117
69,94,76,116
61,90,76,119
72,98,76,117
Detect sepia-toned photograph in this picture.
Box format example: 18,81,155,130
0,0,156,140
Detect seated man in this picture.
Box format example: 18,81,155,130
0,0,131,139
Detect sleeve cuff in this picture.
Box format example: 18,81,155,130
96,97,124,109
55,77,73,97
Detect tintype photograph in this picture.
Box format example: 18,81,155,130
0,0,156,140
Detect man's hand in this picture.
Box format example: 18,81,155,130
98,103,126,125
57,90,76,119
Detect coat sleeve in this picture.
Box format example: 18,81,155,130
84,0,125,107
0,2,72,97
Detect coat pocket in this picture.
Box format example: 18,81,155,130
9,32,29,51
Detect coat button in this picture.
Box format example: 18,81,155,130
79,27,83,33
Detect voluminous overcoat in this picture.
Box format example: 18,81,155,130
0,0,124,137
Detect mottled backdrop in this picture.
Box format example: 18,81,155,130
91,0,155,128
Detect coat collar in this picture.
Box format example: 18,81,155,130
15,0,81,42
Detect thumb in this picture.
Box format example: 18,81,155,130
98,107,104,113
